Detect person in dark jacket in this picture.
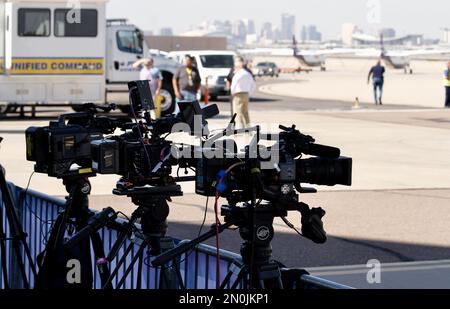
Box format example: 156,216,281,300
368,60,386,105
444,60,450,108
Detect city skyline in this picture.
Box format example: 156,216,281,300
107,0,449,40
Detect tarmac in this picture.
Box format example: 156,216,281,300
1,58,450,288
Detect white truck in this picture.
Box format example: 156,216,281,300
168,50,236,101
0,0,179,116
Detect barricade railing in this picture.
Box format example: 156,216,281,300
0,183,353,289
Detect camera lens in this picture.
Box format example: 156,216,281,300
297,157,352,186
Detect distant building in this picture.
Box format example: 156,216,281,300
243,19,256,35
260,22,273,40
232,20,247,40
272,26,281,42
442,28,450,45
159,28,173,36
246,33,258,45
145,35,227,52
281,13,296,40
341,23,360,46
380,28,396,38
301,25,322,42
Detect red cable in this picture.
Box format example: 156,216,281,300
214,192,221,289
214,194,221,288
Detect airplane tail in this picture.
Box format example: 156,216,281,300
379,33,386,58
292,35,299,56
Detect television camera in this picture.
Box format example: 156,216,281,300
153,122,352,289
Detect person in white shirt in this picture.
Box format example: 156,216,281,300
133,58,163,99
230,56,255,128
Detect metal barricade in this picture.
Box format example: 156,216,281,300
1,183,352,289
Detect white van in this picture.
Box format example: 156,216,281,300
168,50,236,100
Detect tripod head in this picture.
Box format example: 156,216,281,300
113,185,183,256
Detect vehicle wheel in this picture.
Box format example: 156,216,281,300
6,104,18,113
72,105,85,112
119,105,131,114
158,79,176,115
0,103,9,115
209,95,218,101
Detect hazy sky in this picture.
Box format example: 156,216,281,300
107,0,450,39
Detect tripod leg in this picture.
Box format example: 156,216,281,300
102,240,135,289
0,168,37,288
0,218,10,289
116,242,146,289
171,259,185,290
256,263,284,289
159,238,184,290
230,268,248,289
220,263,247,290
90,232,111,289
136,251,143,289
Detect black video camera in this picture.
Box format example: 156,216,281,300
195,124,352,199
89,81,219,191
25,104,123,178
25,80,219,182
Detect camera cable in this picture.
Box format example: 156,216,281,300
22,171,55,245
129,92,154,176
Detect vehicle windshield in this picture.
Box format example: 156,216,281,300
200,55,234,68
117,30,143,54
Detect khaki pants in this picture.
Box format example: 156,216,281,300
232,92,250,128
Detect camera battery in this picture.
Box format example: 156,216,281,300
91,139,120,174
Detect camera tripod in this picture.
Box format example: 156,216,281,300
35,175,111,289
153,199,321,289
0,154,37,289
101,184,185,289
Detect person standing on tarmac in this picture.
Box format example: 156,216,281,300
173,55,202,103
226,56,254,116
133,58,163,100
230,56,256,128
367,60,386,105
443,60,450,108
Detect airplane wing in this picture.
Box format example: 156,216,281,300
313,49,356,56
351,48,382,58
238,48,293,57
351,48,450,58
399,49,450,57
239,48,354,57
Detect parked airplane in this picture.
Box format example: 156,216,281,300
353,35,450,74
239,36,352,71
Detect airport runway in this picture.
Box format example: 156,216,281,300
1,76,450,288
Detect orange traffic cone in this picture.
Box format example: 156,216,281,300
353,97,360,109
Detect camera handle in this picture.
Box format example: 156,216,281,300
56,103,118,127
